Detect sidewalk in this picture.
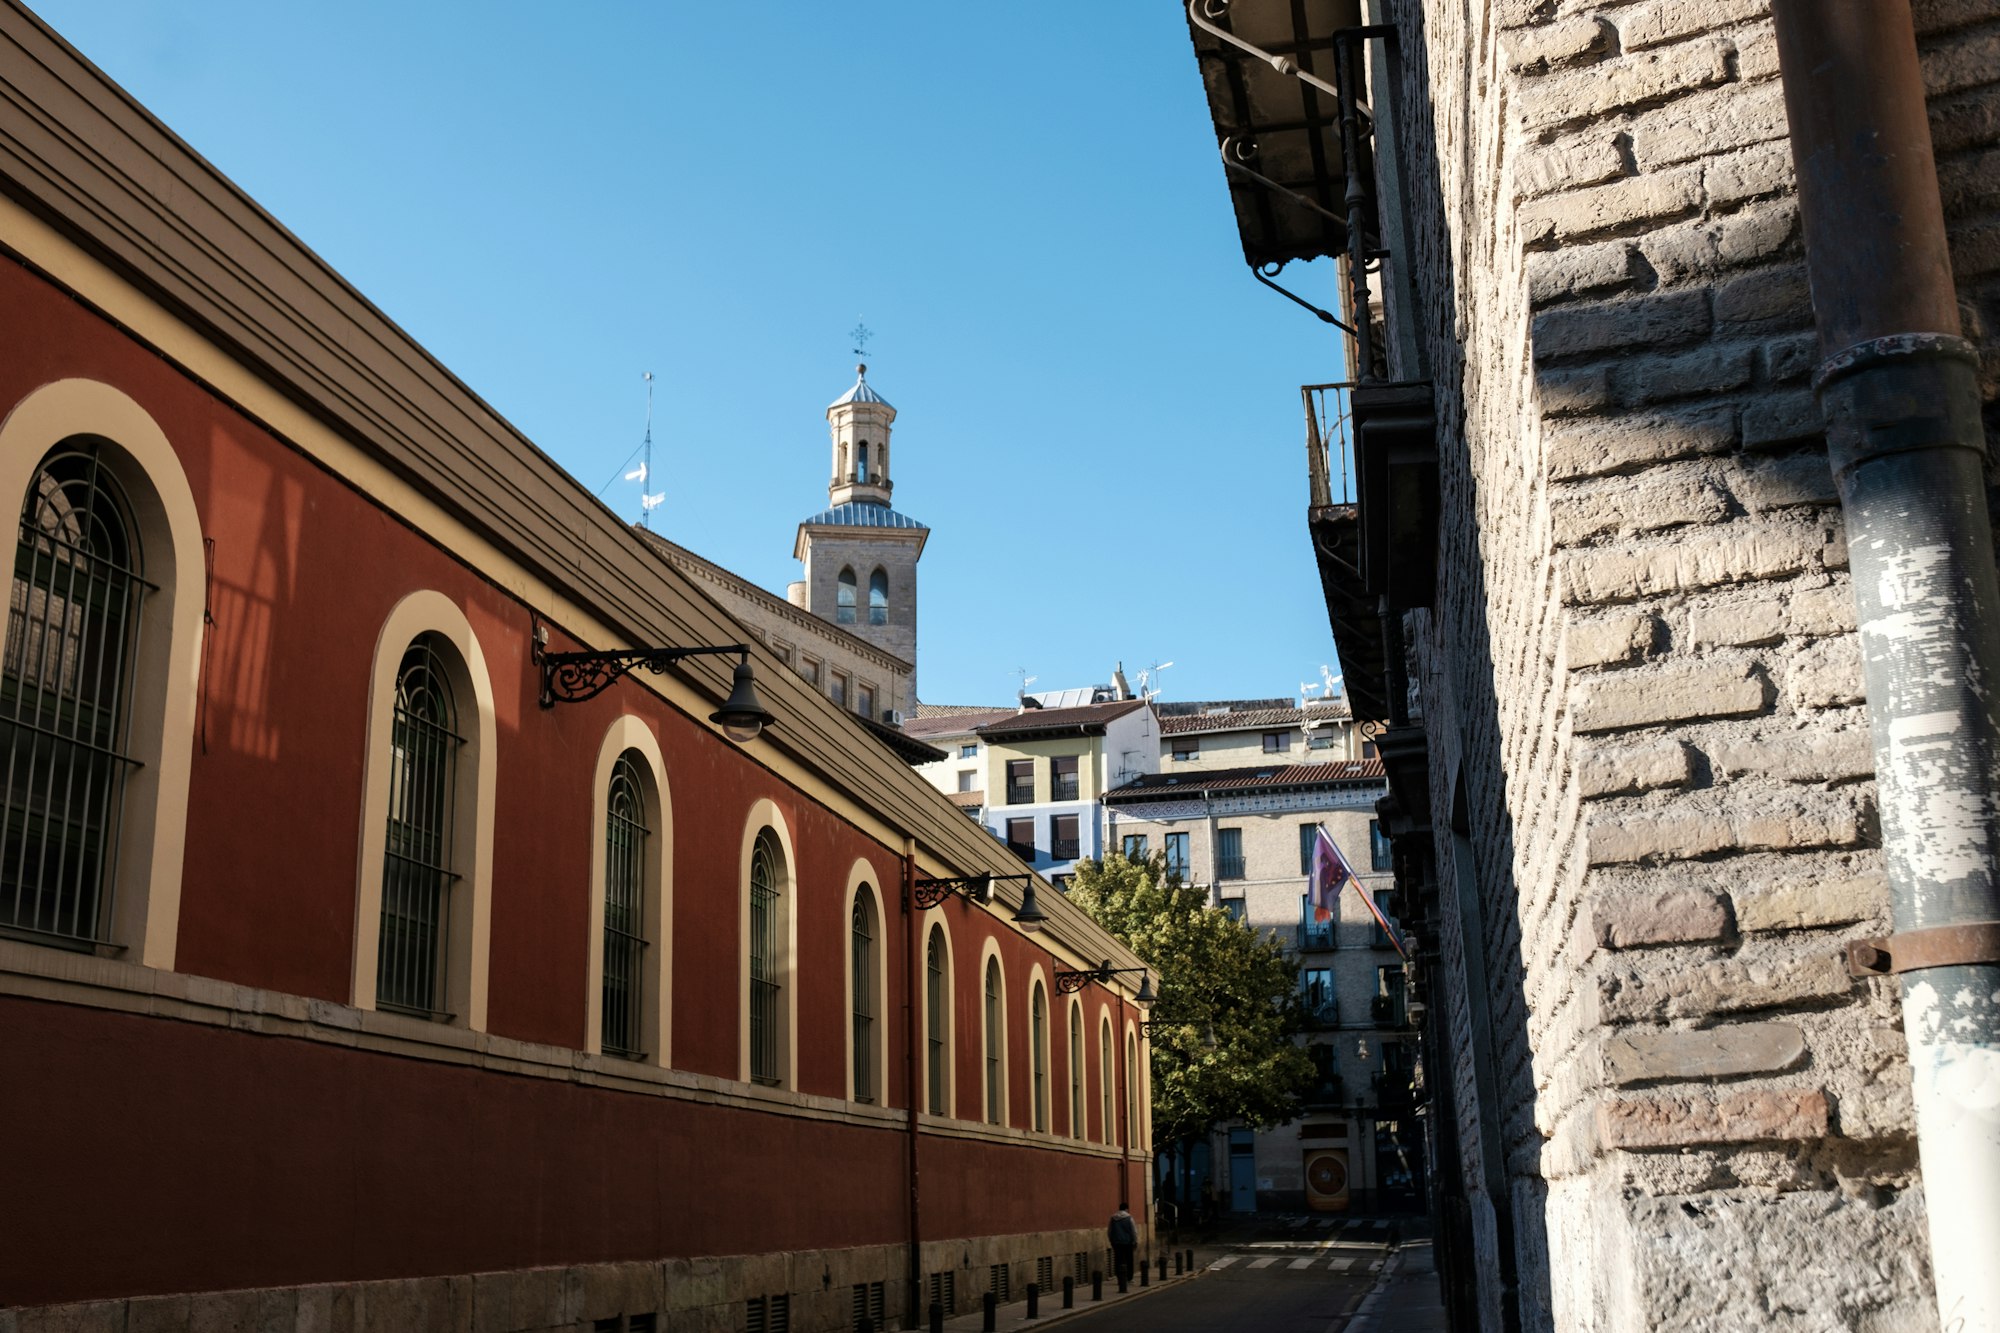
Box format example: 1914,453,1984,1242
1338,1239,1447,1332
932,1260,1203,1332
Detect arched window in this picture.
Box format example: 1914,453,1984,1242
378,634,462,1017
868,568,889,625
856,440,870,482
926,925,950,1114
1030,980,1050,1133
1126,1030,1140,1150
749,828,784,1085
3,445,144,949
836,566,857,624
600,751,650,1058
1100,1016,1115,1144
1068,1001,1085,1138
984,954,1007,1125
851,889,877,1103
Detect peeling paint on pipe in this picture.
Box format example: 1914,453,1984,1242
1775,3,2000,1327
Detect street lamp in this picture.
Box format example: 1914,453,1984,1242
532,612,775,741
912,872,1048,933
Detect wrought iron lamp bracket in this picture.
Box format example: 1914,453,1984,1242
532,611,749,709
911,872,1035,912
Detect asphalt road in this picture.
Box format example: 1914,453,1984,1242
1046,1235,1389,1333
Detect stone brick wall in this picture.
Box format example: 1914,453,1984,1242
1378,0,2000,1327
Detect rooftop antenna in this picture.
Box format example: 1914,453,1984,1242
1136,660,1175,701
851,320,874,359
631,372,664,529
1013,667,1038,703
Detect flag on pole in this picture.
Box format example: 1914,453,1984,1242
1354,878,1409,960
1306,826,1353,923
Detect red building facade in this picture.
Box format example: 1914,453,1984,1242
0,9,1152,1329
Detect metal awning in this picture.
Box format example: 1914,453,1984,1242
1183,0,1365,271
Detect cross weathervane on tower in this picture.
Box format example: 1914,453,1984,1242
850,321,874,359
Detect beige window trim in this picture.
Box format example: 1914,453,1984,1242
351,590,497,1030
738,801,799,1089
584,716,672,1065
979,936,1009,1128
843,861,891,1104
0,379,204,970
920,911,956,1119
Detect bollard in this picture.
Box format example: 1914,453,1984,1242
1027,1282,1039,1319
930,1300,943,1333
983,1291,997,1332
1184,1248,1195,1272
1159,1255,1168,1280
1063,1276,1075,1309
1140,1257,1150,1287
1092,1270,1104,1302
1175,1251,1184,1275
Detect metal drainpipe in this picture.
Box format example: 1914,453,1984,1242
1772,5,2000,1328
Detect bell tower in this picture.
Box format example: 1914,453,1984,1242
827,364,895,508
793,365,929,696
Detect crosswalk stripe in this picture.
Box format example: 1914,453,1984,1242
1289,1258,1315,1270
1249,1257,1279,1270
1333,1257,1355,1272
1209,1256,1239,1270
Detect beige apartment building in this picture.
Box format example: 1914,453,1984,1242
1154,697,1371,769
1104,756,1411,1215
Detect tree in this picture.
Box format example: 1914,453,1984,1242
1066,851,1315,1213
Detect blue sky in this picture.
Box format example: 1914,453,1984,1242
34,1,1350,707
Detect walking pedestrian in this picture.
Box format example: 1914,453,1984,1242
1108,1202,1138,1292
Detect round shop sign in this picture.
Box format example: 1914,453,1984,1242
1307,1152,1348,1196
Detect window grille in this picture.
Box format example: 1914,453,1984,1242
836,567,857,624
868,568,888,625
1216,827,1244,880
1036,1256,1054,1292
1099,1022,1114,1142
1005,759,1034,806
378,634,462,1017
750,830,781,1085
601,752,650,1059
2,446,148,950
1068,1005,1085,1136
929,1271,955,1315
852,893,875,1102
984,957,1004,1124
989,1263,1010,1302
1031,983,1049,1132
746,1294,789,1333
851,1281,884,1330
926,927,947,1113
1050,755,1079,801
1073,1252,1088,1283
1050,814,1080,862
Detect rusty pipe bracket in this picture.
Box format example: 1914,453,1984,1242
1846,921,2000,977
1814,332,1985,481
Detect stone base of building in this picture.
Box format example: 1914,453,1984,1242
4,1225,1136,1333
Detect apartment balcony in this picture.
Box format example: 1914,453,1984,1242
1304,1075,1347,1109
1005,782,1034,806
1301,998,1340,1031
1370,994,1409,1028
1297,922,1335,951
1371,1071,1416,1115
1216,854,1245,880
1051,836,1081,862
1051,776,1079,801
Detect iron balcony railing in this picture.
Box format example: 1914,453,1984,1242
1305,1075,1347,1108
1301,997,1340,1030
1051,775,1079,801
1051,836,1080,862
1371,992,1409,1028
1006,781,1034,805
1216,853,1246,880
1304,382,1358,508
1298,921,1335,951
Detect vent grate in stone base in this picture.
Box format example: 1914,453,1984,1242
1037,1255,1054,1291
852,1280,885,1330
989,1262,1010,1302
748,1294,790,1333
929,1270,956,1315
